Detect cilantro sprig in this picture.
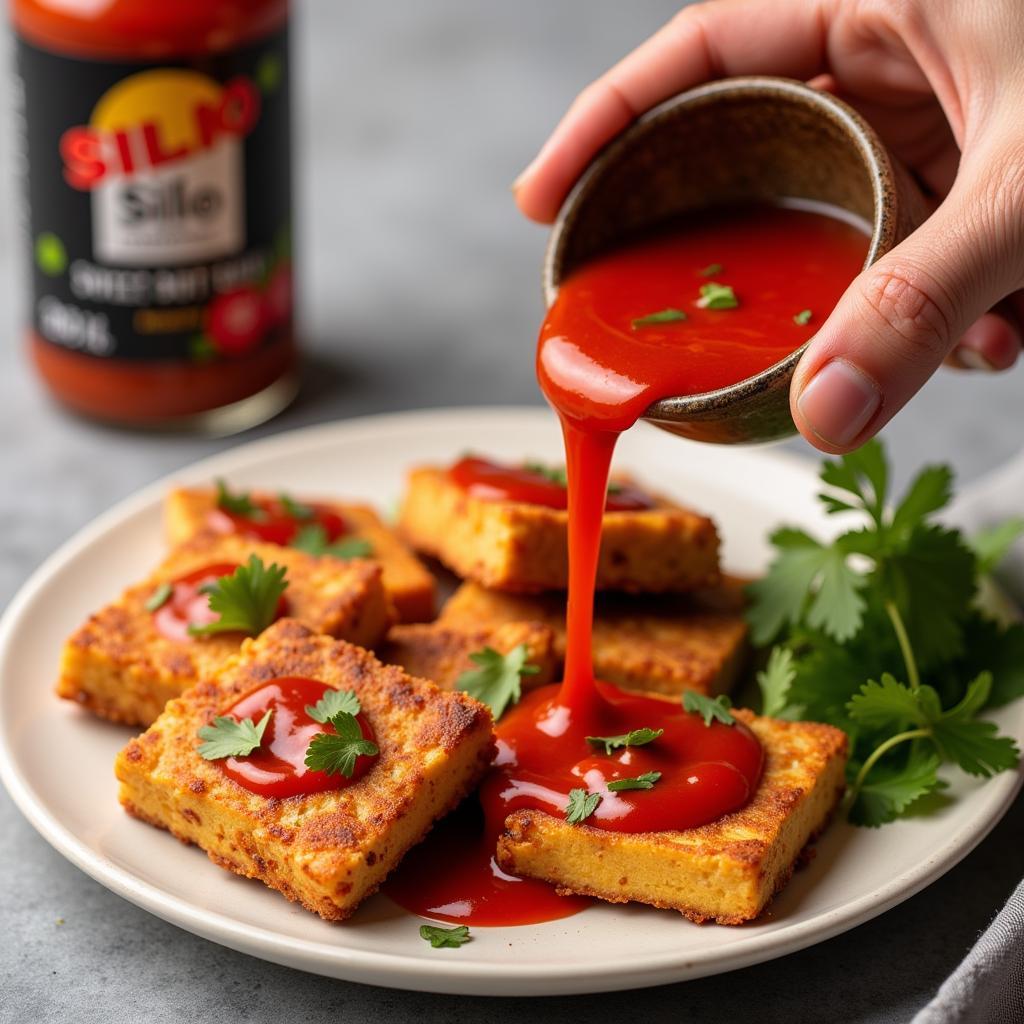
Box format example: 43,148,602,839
631,308,688,329
522,460,624,496
305,689,361,723
278,492,315,520
682,692,736,726
291,524,373,560
304,710,379,778
696,282,738,309
748,439,1024,826
565,788,601,824
607,771,662,792
585,727,663,754
215,479,267,520
456,644,540,719
186,556,288,637
419,924,471,949
197,709,272,760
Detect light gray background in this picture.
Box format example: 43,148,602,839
1,3,1022,1022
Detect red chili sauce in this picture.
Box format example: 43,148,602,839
215,676,378,798
207,496,349,546
448,455,653,511
151,561,287,642
388,204,866,927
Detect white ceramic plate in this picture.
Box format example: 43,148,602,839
1,407,1021,996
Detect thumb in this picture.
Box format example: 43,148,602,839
791,170,1023,453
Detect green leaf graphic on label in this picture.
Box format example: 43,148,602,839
35,233,67,277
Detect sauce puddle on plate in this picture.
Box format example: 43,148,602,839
386,203,867,926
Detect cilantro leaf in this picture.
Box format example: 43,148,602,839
419,924,470,949
187,556,288,637
699,262,723,277
145,582,173,613
522,461,568,487
948,616,1024,708
585,727,663,754
632,308,688,328
793,309,813,325
456,644,540,719
197,709,272,760
215,479,266,520
932,672,1020,776
278,492,315,520
890,465,953,537
847,673,933,731
304,711,379,778
565,788,601,824
969,518,1024,575
291,524,373,560
305,688,361,723
682,692,735,726
819,440,888,526
696,282,738,309
848,750,941,827
758,647,796,717
607,771,662,792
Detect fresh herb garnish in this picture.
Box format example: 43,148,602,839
585,727,663,754
304,710,379,778
682,692,736,726
631,308,688,329
186,555,288,637
197,709,272,760
456,644,540,719
607,771,662,792
305,688,361,723
793,309,813,325
699,262,723,277
278,491,315,520
419,924,471,949
291,524,373,560
696,282,738,310
215,479,267,520
145,582,173,613
565,788,601,824
746,439,1024,826
523,460,568,487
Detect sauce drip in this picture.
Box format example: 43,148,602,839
448,455,653,511
392,204,868,926
207,497,349,547
216,676,378,798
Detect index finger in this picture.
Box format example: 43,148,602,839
513,0,831,223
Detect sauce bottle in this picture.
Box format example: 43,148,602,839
11,0,296,431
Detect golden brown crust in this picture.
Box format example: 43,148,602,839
381,620,559,691
57,531,393,727
398,466,720,593
438,580,748,698
496,710,848,923
115,619,495,921
165,487,436,623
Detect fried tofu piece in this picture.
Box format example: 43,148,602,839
439,580,748,698
115,619,494,921
381,620,560,691
498,711,847,923
398,466,720,593
165,487,436,622
58,531,392,727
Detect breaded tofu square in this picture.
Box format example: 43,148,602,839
498,711,847,923
439,580,749,698
382,620,560,691
58,531,392,727
115,619,494,921
399,465,720,593
165,487,436,622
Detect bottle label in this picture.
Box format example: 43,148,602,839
14,28,292,363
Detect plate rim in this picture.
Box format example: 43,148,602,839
1,405,1021,996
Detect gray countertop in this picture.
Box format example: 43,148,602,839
1,2,1022,1021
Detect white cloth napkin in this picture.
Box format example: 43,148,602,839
913,451,1024,1024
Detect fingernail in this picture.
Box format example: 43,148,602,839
797,359,881,447
953,345,996,371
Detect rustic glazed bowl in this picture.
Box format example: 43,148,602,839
542,76,929,444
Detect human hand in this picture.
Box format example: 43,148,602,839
513,0,1024,453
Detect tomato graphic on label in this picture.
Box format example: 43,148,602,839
264,262,292,327
207,286,268,355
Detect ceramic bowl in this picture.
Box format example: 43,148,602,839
542,76,929,444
